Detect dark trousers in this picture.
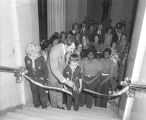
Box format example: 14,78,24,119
95,75,110,108
67,91,79,111
30,82,48,108
79,76,99,108
49,82,63,108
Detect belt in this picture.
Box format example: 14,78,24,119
84,74,96,77
101,73,109,76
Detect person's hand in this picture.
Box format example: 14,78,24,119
77,86,82,93
44,81,48,86
73,85,77,91
65,80,75,88
63,85,67,90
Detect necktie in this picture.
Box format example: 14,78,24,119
65,52,67,63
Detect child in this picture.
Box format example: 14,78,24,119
25,42,48,109
63,53,82,111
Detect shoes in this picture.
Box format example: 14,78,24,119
57,106,65,110
74,105,79,111
86,105,92,109
34,105,41,108
42,104,50,109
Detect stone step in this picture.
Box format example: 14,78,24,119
15,109,78,120
0,117,16,120
24,106,116,115
4,112,46,120
23,106,115,117
79,106,117,114
22,107,120,120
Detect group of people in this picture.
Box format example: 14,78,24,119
24,19,130,111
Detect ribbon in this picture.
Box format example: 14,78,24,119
23,75,72,95
1,65,146,98
83,86,129,98
0,66,72,95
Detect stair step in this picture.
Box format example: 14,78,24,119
0,117,15,120
4,112,46,120
16,110,100,120
25,106,118,116
79,108,118,116
22,107,120,120
80,106,117,113
15,109,78,120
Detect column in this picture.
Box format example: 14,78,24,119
0,0,39,110
118,0,146,119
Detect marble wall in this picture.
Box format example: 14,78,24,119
128,0,146,119
0,0,39,110
119,0,146,119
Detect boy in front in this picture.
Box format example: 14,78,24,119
63,53,82,111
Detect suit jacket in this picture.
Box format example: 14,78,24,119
86,30,96,43
96,29,105,43
47,43,70,85
112,33,122,43
80,27,88,36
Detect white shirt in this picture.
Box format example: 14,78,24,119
63,44,66,55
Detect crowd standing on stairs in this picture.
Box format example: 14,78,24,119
24,18,130,111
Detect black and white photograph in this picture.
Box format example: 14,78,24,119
0,0,145,120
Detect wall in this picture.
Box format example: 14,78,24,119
47,0,66,38
128,0,146,119
66,0,87,31
0,0,39,110
47,0,87,37
111,0,135,30
129,50,146,120
118,0,146,119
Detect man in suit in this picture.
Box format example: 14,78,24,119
116,33,128,83
47,38,75,109
86,25,96,43
80,22,88,36
96,24,105,44
112,26,123,43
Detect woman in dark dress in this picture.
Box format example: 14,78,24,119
95,48,114,108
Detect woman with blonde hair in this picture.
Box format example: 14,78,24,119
25,42,48,108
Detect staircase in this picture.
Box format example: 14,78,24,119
0,105,121,120
86,0,103,23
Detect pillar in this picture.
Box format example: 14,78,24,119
118,0,146,119
0,0,39,110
